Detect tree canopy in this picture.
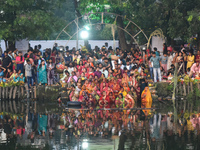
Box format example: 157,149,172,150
1,0,200,49
0,0,75,49
77,0,200,47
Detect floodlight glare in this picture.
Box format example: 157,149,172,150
82,141,88,149
85,25,90,31
80,30,89,39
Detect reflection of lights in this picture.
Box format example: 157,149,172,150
82,139,88,149
80,30,89,39
82,142,88,149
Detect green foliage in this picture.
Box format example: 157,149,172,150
77,0,158,44
167,84,173,91
2,0,200,45
156,82,171,97
186,91,194,104
187,8,200,41
0,0,75,42
99,24,115,40
155,0,200,43
77,0,200,44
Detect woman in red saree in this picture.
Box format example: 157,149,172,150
88,94,95,105
69,85,75,101
74,67,80,78
87,82,95,94
129,74,137,87
99,91,107,109
106,92,115,105
104,86,113,96
78,91,88,103
100,81,108,93
134,82,140,105
116,74,122,84
121,73,129,86
124,94,135,114
113,69,118,77
128,86,137,106
77,60,84,74
112,79,121,98
108,77,115,89
107,68,113,78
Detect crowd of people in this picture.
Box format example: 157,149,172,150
0,43,198,107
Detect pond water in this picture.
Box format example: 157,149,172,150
0,99,199,150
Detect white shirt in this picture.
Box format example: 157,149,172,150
126,65,131,70
167,55,173,70
111,60,115,70
102,70,108,78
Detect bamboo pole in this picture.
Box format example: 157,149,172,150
9,100,13,113
21,102,24,113
21,86,24,98
13,87,18,113
5,100,8,112
183,83,186,96
5,87,8,99
187,82,190,111
9,87,13,100
190,82,193,92
9,87,13,113
172,63,178,133
2,101,5,112
183,83,187,113
0,87,2,99
2,87,5,100
187,82,190,95
34,86,37,99
18,86,21,99
0,101,1,112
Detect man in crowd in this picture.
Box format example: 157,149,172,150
2,51,12,71
150,52,162,82
64,51,73,65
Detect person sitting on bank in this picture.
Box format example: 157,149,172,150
0,66,6,82
189,62,200,77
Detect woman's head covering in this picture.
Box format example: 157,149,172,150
119,93,123,98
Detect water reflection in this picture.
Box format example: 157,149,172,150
0,100,200,150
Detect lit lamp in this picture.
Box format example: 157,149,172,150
80,30,89,39
140,45,146,63
141,45,146,51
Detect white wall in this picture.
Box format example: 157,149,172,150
0,40,119,52
152,36,165,54
0,40,6,52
